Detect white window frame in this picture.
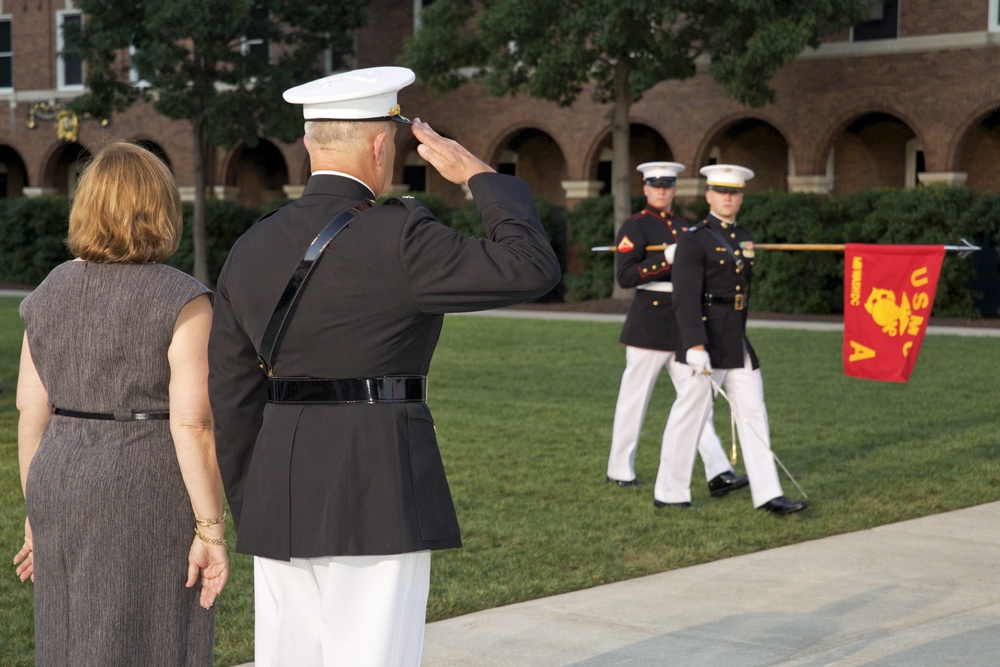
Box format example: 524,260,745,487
990,0,1000,32
57,9,84,91
0,15,12,92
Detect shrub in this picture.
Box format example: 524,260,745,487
0,197,73,285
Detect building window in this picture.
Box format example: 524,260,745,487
991,0,1000,32
905,138,925,188
57,10,84,90
0,17,11,91
413,0,435,32
129,45,150,89
242,5,270,61
852,0,898,41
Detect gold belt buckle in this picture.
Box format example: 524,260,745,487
734,294,745,310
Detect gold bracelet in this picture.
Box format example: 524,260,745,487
194,509,227,527
194,526,227,546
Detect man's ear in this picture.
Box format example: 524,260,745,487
373,130,388,168
303,135,310,152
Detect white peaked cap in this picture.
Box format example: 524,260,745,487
283,66,416,123
637,161,685,180
699,164,755,188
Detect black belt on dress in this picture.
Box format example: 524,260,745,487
268,375,428,404
50,406,170,421
703,293,746,311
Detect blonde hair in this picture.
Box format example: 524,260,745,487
67,141,183,263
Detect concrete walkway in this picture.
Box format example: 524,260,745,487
422,502,1000,666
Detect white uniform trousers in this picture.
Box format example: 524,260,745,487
654,350,783,506
254,551,431,667
608,345,733,483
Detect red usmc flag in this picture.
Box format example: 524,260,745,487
843,244,945,382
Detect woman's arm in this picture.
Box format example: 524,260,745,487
14,333,50,582
168,294,229,609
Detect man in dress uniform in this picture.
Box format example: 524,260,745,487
653,164,808,515
207,66,560,666
607,162,748,502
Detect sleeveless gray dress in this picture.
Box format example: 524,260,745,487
19,261,215,667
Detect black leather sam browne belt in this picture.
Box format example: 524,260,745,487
269,375,427,404
258,200,427,405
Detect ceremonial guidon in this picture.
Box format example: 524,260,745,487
607,161,746,499
208,66,560,665
653,164,807,515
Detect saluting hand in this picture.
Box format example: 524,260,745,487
412,118,494,186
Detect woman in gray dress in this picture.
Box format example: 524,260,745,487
14,141,229,665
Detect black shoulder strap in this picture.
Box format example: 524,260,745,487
701,222,744,269
257,200,374,377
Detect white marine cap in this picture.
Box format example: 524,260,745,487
637,161,685,187
699,164,755,192
283,66,416,124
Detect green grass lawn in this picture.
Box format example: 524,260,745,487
1,295,998,665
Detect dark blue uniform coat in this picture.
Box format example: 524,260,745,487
672,214,760,370
208,172,560,560
615,207,689,351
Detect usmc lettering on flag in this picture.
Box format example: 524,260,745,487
843,244,945,382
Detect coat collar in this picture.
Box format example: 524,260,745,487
302,173,377,200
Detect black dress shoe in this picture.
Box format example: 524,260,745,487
758,495,808,516
707,471,749,498
654,500,692,508
607,476,641,487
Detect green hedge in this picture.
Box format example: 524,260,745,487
565,186,1000,318
0,197,74,285
4,187,998,317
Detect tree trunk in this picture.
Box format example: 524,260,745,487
611,60,633,301
192,116,209,285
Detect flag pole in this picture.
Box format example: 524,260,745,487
591,238,981,257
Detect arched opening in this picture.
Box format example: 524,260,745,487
830,112,917,193
225,139,289,208
591,124,671,196
44,142,90,196
958,109,1000,191
0,146,29,199
701,119,789,193
494,128,567,206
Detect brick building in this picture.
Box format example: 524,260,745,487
2,0,1000,213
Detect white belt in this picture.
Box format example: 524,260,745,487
636,282,673,292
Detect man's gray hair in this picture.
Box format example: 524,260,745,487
304,120,392,152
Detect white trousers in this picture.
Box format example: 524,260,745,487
654,351,783,507
608,346,733,483
254,551,431,667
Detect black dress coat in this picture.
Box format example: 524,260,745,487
672,214,760,370
208,172,560,561
615,207,690,351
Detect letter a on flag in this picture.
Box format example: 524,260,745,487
843,244,945,382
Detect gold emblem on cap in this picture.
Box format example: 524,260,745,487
389,104,401,116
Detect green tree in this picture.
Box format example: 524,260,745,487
64,0,368,284
403,0,868,297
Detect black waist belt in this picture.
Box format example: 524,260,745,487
268,375,428,404
50,406,170,421
703,293,746,311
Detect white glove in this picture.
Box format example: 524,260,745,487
686,349,712,375
664,243,677,264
